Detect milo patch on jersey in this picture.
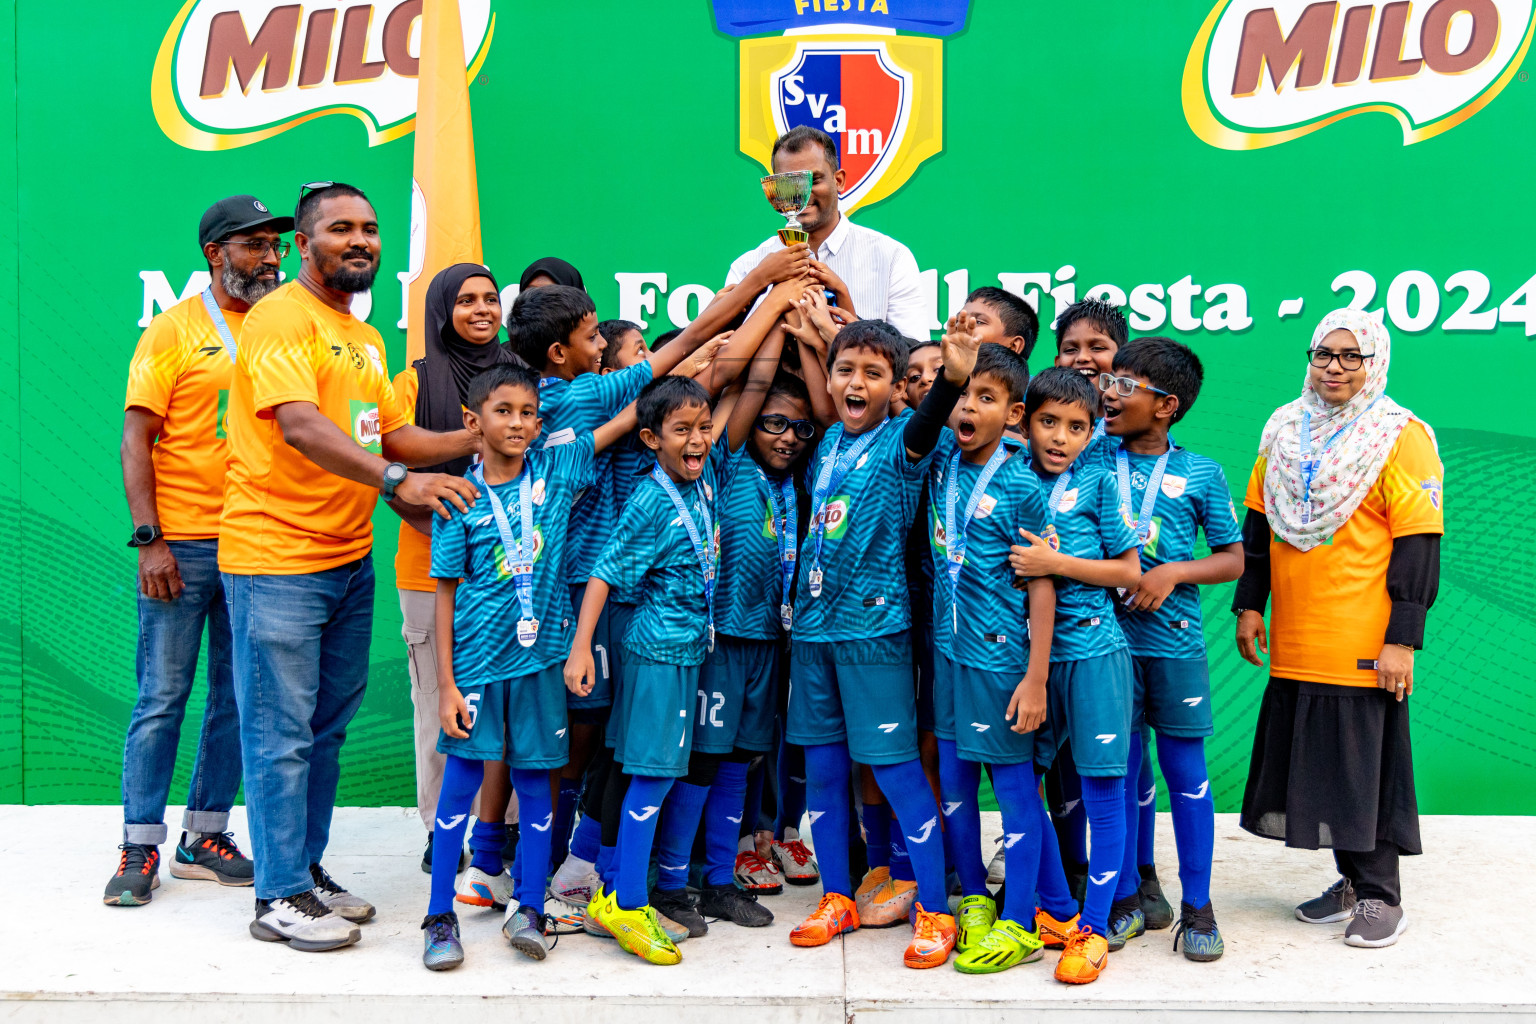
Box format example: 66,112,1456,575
817,495,851,540
350,400,382,453
216,389,230,440
494,527,545,579
1160,475,1187,499
1141,517,1163,557
931,508,948,552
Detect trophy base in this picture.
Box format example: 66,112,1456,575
777,227,809,246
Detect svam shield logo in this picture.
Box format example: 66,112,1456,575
740,34,942,215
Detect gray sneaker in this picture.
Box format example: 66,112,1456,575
1344,899,1408,948
250,891,361,951
310,863,376,923
503,904,550,960
1295,877,1357,924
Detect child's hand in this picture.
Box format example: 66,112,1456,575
766,275,814,312
1005,671,1048,734
1235,610,1268,667
808,259,852,310
1010,529,1060,578
757,242,811,284
1376,644,1414,701
1120,562,1181,612
940,311,983,385
675,332,731,380
439,686,470,739
564,651,596,697
801,288,841,345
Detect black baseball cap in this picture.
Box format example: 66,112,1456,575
198,195,294,247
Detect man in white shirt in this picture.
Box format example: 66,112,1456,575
727,126,929,341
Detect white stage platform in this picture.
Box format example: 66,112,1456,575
4,805,1533,1022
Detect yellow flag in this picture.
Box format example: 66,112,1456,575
406,0,483,365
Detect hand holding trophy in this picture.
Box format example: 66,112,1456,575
761,170,813,246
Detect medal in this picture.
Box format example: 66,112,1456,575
808,568,824,597
807,420,888,599
476,463,539,653
651,466,717,653
516,617,539,647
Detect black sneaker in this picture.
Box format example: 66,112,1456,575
1137,864,1173,930
170,831,254,886
501,823,521,867
650,887,708,937
1065,861,1088,909
421,832,470,875
1172,900,1224,961
1295,876,1357,924
104,844,160,906
698,882,774,927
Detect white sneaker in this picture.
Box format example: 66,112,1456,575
550,854,600,908
733,836,784,894
771,827,820,886
250,890,360,951
309,863,376,923
986,836,1006,885
456,865,514,909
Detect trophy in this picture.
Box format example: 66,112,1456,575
761,170,813,246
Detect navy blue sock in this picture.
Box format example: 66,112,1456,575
511,768,552,909
777,741,807,838
1158,735,1214,908
803,743,853,897
937,740,986,896
991,762,1043,927
1137,729,1157,868
569,812,601,864
428,755,484,915
468,820,506,876
654,780,709,892
871,759,946,914
551,776,582,871
1055,757,1089,868
888,820,914,881
1034,771,1078,919
704,761,749,886
742,756,766,837
617,775,675,909
861,799,892,870
1115,737,1143,900
1079,774,1127,934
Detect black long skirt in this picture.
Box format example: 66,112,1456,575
1240,677,1421,856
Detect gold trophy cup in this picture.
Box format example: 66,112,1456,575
761,170,814,246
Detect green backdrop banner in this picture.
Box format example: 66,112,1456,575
4,0,1532,813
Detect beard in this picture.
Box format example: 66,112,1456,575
221,261,280,304
319,248,380,293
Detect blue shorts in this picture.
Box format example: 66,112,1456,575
1035,648,1134,778
568,584,618,710
1133,655,1213,738
613,646,698,778
695,635,779,754
601,601,636,745
437,663,570,770
936,652,1036,765
915,621,938,734
787,631,918,765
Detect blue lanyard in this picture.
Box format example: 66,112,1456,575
651,466,716,649
1048,469,1075,515
474,463,537,631
1115,445,1173,546
200,288,238,364
1299,398,1378,524
809,419,888,577
762,468,798,627
943,444,1010,590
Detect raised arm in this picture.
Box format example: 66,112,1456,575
903,311,981,461
719,316,790,451
648,245,812,376
696,278,808,398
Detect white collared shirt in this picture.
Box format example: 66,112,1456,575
725,213,929,341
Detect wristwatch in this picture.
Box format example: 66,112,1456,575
127,524,163,548
381,461,409,500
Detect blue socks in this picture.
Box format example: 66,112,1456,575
428,755,484,916
569,811,602,864
1034,770,1078,920
1079,774,1127,935
777,740,807,837
1158,734,1214,909
551,776,582,870
888,822,914,881
870,759,946,913
654,780,709,892
468,821,506,876
1116,737,1144,901
704,761,749,886
990,762,1043,927
861,799,892,870
937,740,986,897
1053,755,1088,868
616,775,675,909
509,768,552,909
1137,729,1157,868
803,743,853,896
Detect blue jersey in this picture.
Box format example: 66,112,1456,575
1095,441,1243,658
605,432,656,605
536,362,655,586
792,409,935,642
592,453,720,666
1033,459,1137,663
927,433,1048,675
432,439,598,686
713,443,800,641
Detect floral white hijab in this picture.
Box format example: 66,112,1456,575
1258,308,1433,551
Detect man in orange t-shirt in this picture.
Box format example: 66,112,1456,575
220,183,479,953
108,195,290,910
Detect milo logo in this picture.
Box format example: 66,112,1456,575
350,399,382,452
817,495,851,541
931,508,948,552
494,527,545,580
215,388,230,440
1142,517,1164,558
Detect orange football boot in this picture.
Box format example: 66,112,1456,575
1055,925,1110,984
1036,905,1081,949
903,903,957,969
790,892,860,946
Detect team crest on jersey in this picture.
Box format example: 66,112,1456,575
719,1,968,214
494,528,545,579
974,493,998,519
1056,488,1079,514
531,478,547,506
1421,477,1442,510
1160,475,1187,499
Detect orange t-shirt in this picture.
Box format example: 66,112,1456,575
219,282,406,575
391,365,436,593
123,295,243,540
1244,420,1444,686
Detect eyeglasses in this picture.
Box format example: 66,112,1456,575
1307,348,1371,370
222,238,290,258
298,180,367,204
1097,373,1172,399
756,414,816,440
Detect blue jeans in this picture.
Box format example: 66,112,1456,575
225,557,374,900
122,540,240,845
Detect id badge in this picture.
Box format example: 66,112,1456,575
808,569,823,598
516,617,539,648
779,602,793,632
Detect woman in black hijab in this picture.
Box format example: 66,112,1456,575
518,257,584,292
414,263,522,476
